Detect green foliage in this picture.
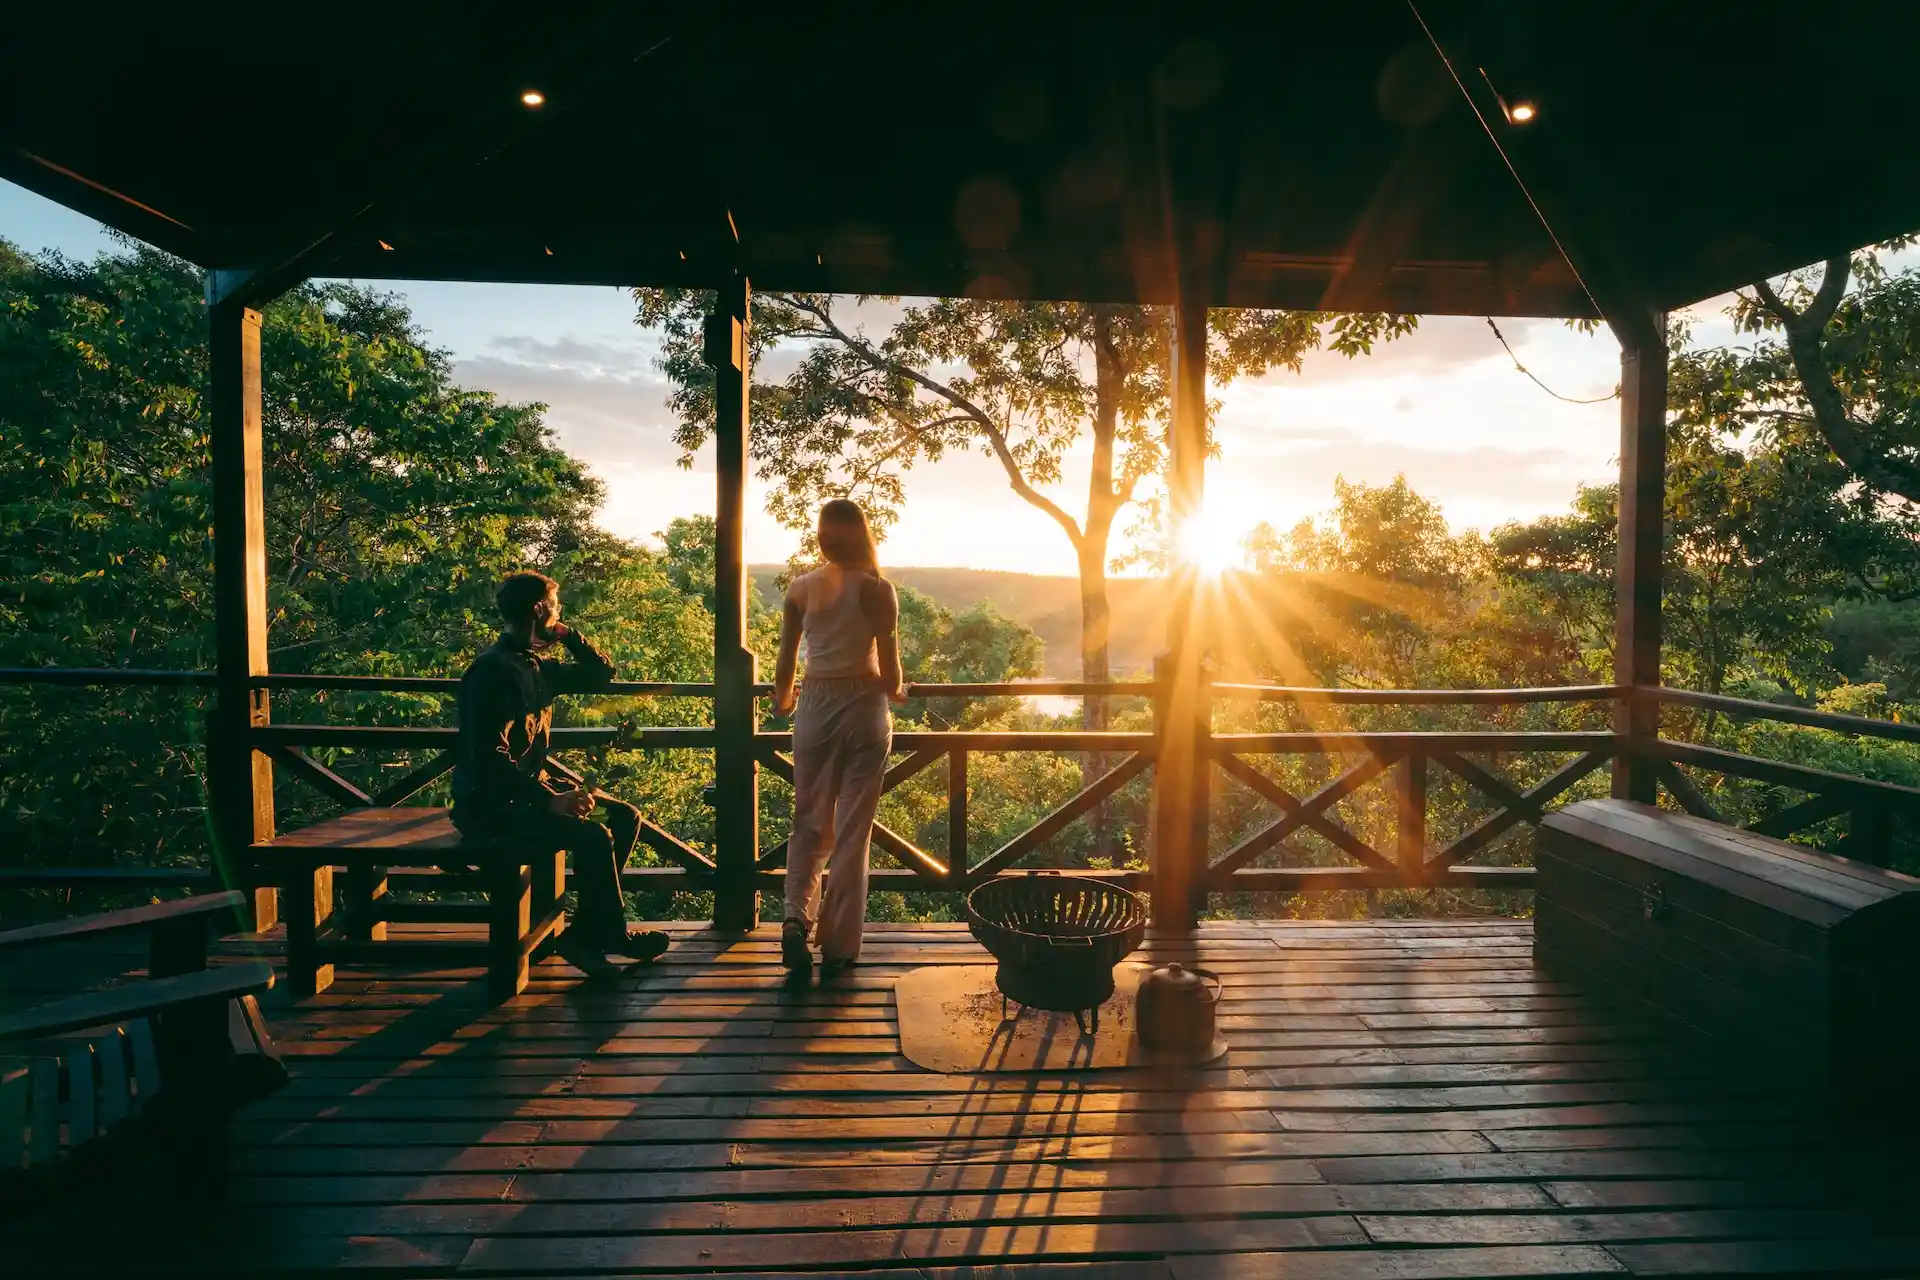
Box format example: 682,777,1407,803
14,239,1920,926
0,242,709,909
633,290,1412,700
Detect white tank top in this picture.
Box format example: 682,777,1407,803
790,565,888,680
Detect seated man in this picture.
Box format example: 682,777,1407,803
453,570,669,976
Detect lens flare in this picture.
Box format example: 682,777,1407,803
1175,512,1244,577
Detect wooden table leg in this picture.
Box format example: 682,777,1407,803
532,847,566,937
342,861,390,942
486,860,532,1002
285,862,335,999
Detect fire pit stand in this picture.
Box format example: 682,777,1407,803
965,872,1147,1038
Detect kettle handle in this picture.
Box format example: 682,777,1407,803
1189,965,1224,1001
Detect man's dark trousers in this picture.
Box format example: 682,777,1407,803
490,794,640,943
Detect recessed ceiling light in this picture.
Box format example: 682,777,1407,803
520,89,546,108
1509,101,1536,123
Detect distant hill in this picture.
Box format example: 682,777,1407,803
749,565,1170,676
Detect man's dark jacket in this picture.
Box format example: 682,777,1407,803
452,630,615,831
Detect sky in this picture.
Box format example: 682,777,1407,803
2,178,1745,576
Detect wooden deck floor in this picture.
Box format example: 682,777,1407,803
6,918,1919,1278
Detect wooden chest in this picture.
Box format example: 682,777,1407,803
1537,798,1920,1122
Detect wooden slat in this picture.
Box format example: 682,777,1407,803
93,1026,130,1130
1654,758,1724,823
1216,731,1616,753
636,820,716,873
0,963,275,1040
1651,739,1920,810
1650,684,1920,746
0,1064,28,1172
26,1057,58,1167
63,1042,94,1147
125,1018,160,1107
368,751,457,807
264,745,374,808
1434,751,1611,867
1747,791,1851,840
964,751,1152,882
3,918,1912,1277
1212,751,1395,876
0,891,245,953
948,748,969,880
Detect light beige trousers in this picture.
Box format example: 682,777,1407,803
783,677,892,960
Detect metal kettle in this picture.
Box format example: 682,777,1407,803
1135,962,1223,1053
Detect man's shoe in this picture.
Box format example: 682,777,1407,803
553,934,622,979
604,927,670,963
781,918,812,974
820,956,857,981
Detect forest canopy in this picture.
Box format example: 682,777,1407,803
6,239,1920,923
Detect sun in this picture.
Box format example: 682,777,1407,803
1175,511,1244,577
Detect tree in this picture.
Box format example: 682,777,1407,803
0,241,708,896
1737,246,1920,517
632,290,1414,733
1244,476,1478,688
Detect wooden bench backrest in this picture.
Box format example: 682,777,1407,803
0,890,247,954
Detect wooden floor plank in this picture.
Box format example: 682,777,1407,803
1,917,1908,1280
1606,1237,1920,1276
456,1213,1372,1273
219,1153,1338,1204
1171,1245,1628,1278
1357,1208,1911,1247
228,1128,1497,1177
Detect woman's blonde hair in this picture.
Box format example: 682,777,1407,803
817,499,880,577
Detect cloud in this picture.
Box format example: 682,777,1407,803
457,355,679,460
484,333,660,372
1270,315,1543,387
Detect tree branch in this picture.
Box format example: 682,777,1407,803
1751,255,1920,504
796,300,1085,546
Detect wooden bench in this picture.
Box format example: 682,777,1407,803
1538,799,1920,1126
0,892,283,1196
250,807,568,1001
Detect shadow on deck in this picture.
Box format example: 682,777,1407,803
4,919,1917,1278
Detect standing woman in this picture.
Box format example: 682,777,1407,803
772,500,906,979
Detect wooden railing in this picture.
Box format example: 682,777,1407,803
5,670,1917,906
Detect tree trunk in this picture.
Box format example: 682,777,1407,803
1079,540,1113,734
1079,532,1121,861
1081,308,1126,860
1758,257,1920,506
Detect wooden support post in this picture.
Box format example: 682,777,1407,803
1613,319,1668,803
341,864,391,943
284,862,334,1000
486,860,533,1003
1844,802,1891,866
207,297,277,930
708,274,759,931
1398,752,1427,884
947,750,969,886
1150,286,1211,931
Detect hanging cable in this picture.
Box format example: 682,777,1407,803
1404,0,1605,322
1485,318,1619,404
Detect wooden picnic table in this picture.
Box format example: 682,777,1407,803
251,808,568,1001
